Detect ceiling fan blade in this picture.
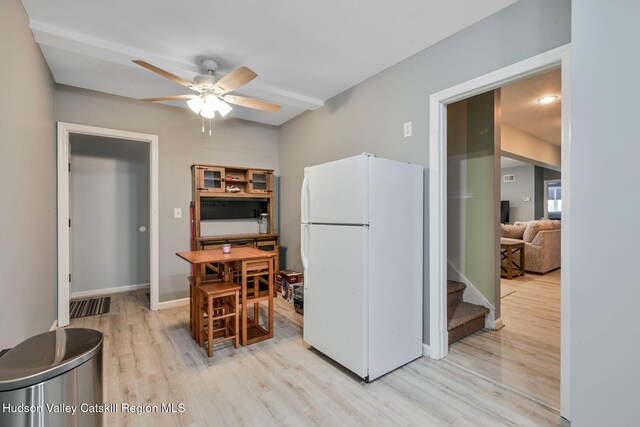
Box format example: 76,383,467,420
142,95,197,102
223,95,281,112
132,60,198,91
213,67,257,94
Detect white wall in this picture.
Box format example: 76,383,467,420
500,165,535,222
279,0,571,344
70,134,150,295
0,0,56,349
56,86,279,302
571,1,640,424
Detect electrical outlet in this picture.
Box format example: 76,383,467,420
403,121,412,138
523,197,531,202
174,208,182,218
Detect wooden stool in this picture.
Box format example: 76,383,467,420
231,258,274,346
189,274,222,339
199,281,240,357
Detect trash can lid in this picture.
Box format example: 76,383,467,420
0,328,103,392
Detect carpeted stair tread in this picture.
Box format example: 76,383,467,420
448,302,489,331
447,281,466,294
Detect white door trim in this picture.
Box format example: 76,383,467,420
428,44,571,419
57,122,160,326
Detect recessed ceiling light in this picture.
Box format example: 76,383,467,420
537,95,558,104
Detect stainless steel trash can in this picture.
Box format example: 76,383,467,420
0,328,103,427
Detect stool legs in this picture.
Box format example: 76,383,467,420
199,290,240,357
234,290,240,349
207,295,214,357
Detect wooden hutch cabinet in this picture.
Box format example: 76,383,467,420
191,164,279,271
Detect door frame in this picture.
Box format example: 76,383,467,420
57,122,160,326
428,44,571,419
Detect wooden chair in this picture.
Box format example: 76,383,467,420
199,281,241,357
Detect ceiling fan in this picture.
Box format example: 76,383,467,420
132,58,281,119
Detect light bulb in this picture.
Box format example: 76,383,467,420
187,96,204,113
200,95,219,119
217,100,232,118
537,95,558,104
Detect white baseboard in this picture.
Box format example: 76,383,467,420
50,320,58,331
71,283,150,299
158,297,190,310
493,317,505,330
447,261,497,329
422,343,430,357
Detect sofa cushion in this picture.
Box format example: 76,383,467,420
522,220,561,242
501,223,526,239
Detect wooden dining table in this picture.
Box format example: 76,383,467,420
176,247,277,346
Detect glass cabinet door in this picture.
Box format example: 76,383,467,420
249,170,271,193
199,167,225,192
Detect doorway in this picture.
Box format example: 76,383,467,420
428,45,571,419
70,134,150,303
57,123,159,326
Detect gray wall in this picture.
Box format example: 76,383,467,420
571,1,640,424
55,86,279,302
0,0,56,349
278,0,571,344
501,165,536,222
70,135,150,294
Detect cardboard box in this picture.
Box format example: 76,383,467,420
281,270,304,284
294,286,304,315
282,280,303,303
278,270,304,300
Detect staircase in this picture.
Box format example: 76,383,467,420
447,280,489,344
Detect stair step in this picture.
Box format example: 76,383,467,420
448,302,489,345
448,302,489,330
447,280,466,294
447,281,466,324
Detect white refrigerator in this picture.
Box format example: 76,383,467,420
301,153,423,381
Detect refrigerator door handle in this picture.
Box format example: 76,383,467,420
300,170,310,223
301,224,310,288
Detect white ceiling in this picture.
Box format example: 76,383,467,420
21,0,517,126
501,68,561,145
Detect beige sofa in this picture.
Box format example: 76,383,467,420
501,220,561,274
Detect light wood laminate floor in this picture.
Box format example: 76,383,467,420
70,289,565,426
447,270,561,410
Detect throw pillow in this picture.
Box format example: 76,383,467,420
523,222,540,242
501,223,526,239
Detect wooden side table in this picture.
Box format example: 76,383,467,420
500,238,525,279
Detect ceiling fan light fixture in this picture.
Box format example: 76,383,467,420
186,96,204,113
200,95,219,118
217,100,233,118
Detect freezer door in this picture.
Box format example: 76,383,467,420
303,224,368,378
306,155,369,224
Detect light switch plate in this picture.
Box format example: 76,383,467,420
174,208,182,218
523,197,531,202
404,121,412,138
